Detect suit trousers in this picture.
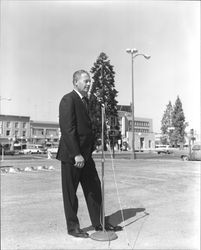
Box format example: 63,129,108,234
61,157,102,232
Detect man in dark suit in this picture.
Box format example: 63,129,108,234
57,70,122,238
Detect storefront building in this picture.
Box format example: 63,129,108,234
0,115,31,148
0,115,60,148
30,121,60,146
117,105,155,150
1,109,155,151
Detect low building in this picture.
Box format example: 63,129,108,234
117,105,155,150
1,108,156,151
0,115,31,147
30,121,60,146
0,114,60,148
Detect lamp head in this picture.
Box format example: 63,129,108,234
126,48,138,54
131,48,138,54
144,55,151,60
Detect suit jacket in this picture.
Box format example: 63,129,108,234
56,90,94,163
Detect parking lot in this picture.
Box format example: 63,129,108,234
1,157,200,250
0,147,192,161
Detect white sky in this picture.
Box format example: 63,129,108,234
1,0,200,134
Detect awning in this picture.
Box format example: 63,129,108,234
0,138,9,144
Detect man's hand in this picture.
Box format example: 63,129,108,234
74,154,85,168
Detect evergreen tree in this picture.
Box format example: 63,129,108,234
89,52,120,150
171,96,187,148
160,101,173,145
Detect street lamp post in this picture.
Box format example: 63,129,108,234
8,137,11,150
126,48,150,159
20,136,23,150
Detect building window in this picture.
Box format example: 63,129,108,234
23,122,26,129
32,129,44,136
22,131,26,137
15,122,19,128
15,130,19,137
46,129,57,136
149,140,151,148
6,130,10,136
38,129,44,136
6,122,11,128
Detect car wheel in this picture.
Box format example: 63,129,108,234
182,155,189,161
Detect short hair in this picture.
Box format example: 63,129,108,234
73,70,90,85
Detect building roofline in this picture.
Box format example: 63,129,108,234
30,120,59,125
0,114,30,121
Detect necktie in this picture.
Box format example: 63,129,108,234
82,96,89,113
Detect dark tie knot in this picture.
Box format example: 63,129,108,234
82,96,88,104
82,96,89,106
82,97,89,113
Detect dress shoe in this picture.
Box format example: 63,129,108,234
95,223,123,232
68,228,89,238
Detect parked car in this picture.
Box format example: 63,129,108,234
181,143,201,161
155,145,173,154
0,148,15,155
19,144,46,154
19,148,43,154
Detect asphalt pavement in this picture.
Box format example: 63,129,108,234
1,156,200,250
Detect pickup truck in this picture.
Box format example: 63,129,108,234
181,144,201,161
0,148,15,155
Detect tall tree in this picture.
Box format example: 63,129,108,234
89,52,120,150
171,96,187,148
160,101,173,145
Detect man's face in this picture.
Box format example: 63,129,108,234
75,73,91,96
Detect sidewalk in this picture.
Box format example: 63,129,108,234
1,158,200,249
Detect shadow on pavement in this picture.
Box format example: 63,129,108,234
82,208,146,232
